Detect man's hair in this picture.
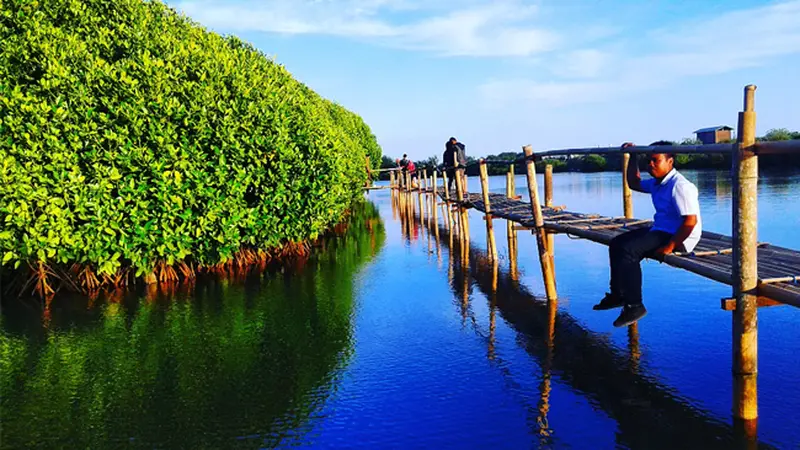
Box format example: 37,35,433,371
449,137,457,143
403,153,407,158
649,140,675,160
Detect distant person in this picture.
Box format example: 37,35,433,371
443,137,466,192
399,154,409,169
406,158,417,182
442,142,456,191
450,137,466,166
593,141,702,327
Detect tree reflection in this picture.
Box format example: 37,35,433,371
0,202,385,449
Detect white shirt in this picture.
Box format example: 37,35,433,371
640,169,702,253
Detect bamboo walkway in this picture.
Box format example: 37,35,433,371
437,189,800,309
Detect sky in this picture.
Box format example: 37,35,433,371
170,0,800,161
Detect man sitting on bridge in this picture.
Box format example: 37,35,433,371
593,141,702,327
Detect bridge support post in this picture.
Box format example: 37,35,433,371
507,165,519,281
455,167,470,240
622,153,634,219
523,145,557,301
544,164,556,274
417,171,424,222
365,156,371,188
423,170,430,222
431,171,438,228
479,160,498,261
732,84,759,437
620,154,642,362
442,169,452,231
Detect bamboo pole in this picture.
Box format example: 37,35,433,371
479,160,498,261
536,142,733,158
455,167,470,238
417,181,424,222
461,166,468,196
509,163,516,193
486,259,499,361
523,145,557,301
622,153,634,219
431,171,438,227
732,84,758,429
544,164,555,273
442,168,453,230
506,165,518,280
443,169,450,200
536,295,556,443
628,320,641,373
365,156,371,187
423,170,429,220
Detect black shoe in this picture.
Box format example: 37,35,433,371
613,304,647,328
593,292,624,310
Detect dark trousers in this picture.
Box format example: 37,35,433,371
446,168,456,192
609,227,673,305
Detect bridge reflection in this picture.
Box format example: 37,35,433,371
394,189,766,450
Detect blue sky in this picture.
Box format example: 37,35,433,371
170,0,800,161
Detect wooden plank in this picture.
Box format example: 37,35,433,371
721,297,784,311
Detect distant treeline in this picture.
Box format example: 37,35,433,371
378,128,800,179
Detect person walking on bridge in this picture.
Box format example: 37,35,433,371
443,137,466,192
593,141,702,327
397,154,418,187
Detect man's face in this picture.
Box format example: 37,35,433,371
647,153,674,179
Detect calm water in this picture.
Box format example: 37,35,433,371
2,170,800,449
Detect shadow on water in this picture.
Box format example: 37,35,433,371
400,192,771,450
0,202,386,449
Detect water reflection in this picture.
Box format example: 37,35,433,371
0,202,386,449
401,198,774,450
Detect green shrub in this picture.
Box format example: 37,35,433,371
0,0,382,280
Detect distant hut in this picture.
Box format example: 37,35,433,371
694,125,733,144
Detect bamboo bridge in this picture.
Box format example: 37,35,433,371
374,85,800,443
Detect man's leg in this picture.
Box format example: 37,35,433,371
608,228,651,300
614,229,672,305
446,168,455,192
595,228,651,310
611,229,672,327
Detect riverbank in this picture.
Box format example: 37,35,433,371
0,202,378,300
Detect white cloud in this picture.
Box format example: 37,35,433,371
482,0,800,106
172,0,560,57
549,49,612,79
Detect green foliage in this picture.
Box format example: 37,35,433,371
536,158,568,173
417,156,439,170
0,0,382,275
578,154,607,172
759,128,794,142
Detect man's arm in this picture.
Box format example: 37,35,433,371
655,215,698,256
